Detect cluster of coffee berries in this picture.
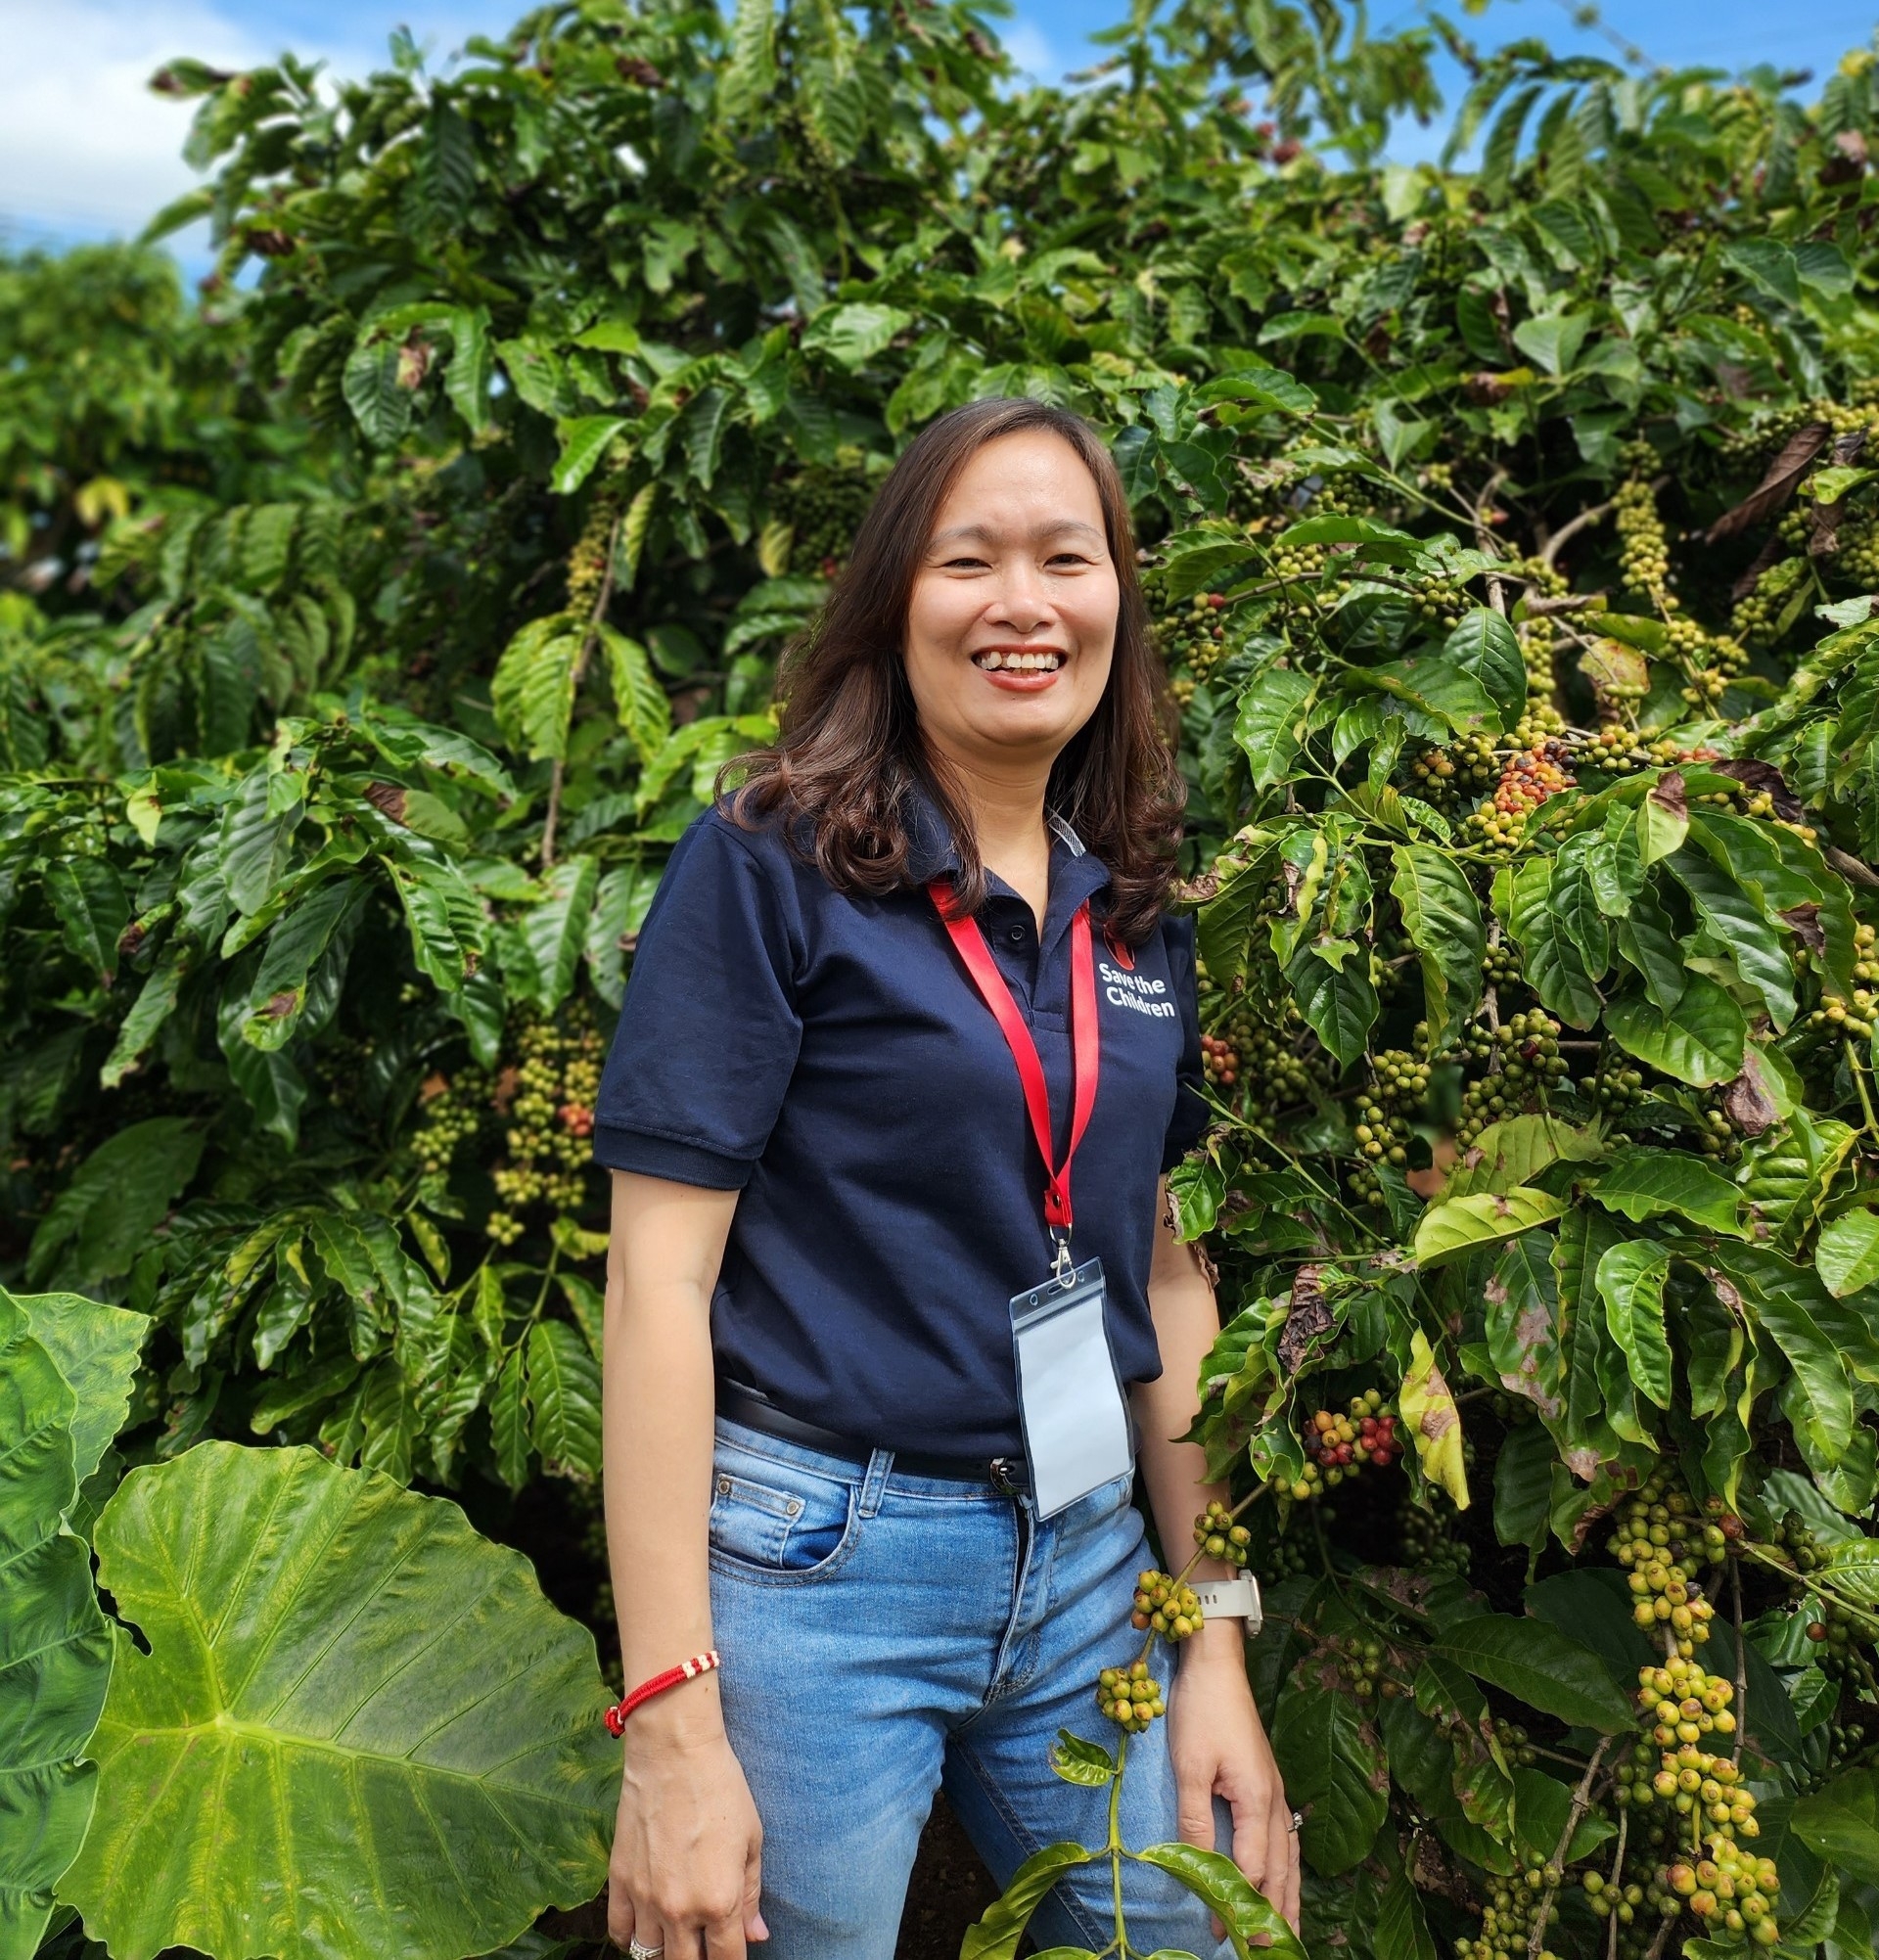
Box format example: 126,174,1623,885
1096,1659,1167,1732
565,483,623,615
1481,938,1523,988
1194,1498,1253,1567
1466,744,1577,848
1611,1475,1717,1655
1199,996,1336,1120
1153,587,1231,679
1805,984,1879,1043
1263,536,1329,586
1578,727,1688,776
1455,1011,1565,1148
1410,730,1499,807
783,458,874,575
1131,1570,1204,1640
1451,1864,1564,1960
487,1010,605,1244
412,1065,492,1177
1400,1491,1472,1577
1667,1837,1783,1946
1331,1632,1392,1701
1414,576,1465,631
1808,1599,1879,1689
1730,558,1806,648
1616,476,1672,599
1200,1030,1240,1090
1301,1390,1400,1485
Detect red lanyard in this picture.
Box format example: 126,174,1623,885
928,880,1099,1244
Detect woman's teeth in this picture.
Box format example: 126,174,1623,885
974,650,1063,672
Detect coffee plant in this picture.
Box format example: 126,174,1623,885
6,0,1879,1953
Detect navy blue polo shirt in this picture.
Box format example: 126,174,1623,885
591,779,1208,1458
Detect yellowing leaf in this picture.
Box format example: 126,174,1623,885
1401,1327,1470,1510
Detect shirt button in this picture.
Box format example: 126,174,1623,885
1007,926,1026,943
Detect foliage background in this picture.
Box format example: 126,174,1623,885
8,0,1879,1954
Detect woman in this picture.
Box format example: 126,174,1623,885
593,397,1298,1960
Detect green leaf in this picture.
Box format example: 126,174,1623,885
1722,238,1801,305
1504,853,1602,1028
1595,1240,1673,1407
491,615,585,762
1593,1148,1746,1237
513,855,600,1014
26,1118,204,1291
491,1345,531,1491
1485,1231,1566,1423
14,1291,145,1491
1789,1767,1879,1885
1510,310,1591,377
1285,939,1377,1071
600,626,671,765
1816,1208,1879,1298
1511,1765,1616,1864
1667,844,1797,1029
1444,1116,1602,1201
1604,976,1746,1087
1707,1246,1854,1467
1047,1729,1117,1787
961,1841,1096,1960
0,1294,111,1960
1613,886,1685,1011
802,302,913,371
342,340,412,447
550,416,628,495
1134,1844,1308,1960
44,856,128,986
527,1321,603,1480
218,768,300,917
1414,1189,1568,1269
1268,1684,1388,1876
374,830,485,993
99,945,185,1088
1391,843,1484,1050
1444,608,1527,725
60,1443,616,1960
241,877,363,1051
1233,667,1312,788
1374,1863,1438,1960
1433,1614,1631,1732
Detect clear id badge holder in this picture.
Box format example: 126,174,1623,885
1010,1251,1134,1519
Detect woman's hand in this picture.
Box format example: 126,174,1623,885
1169,1625,1301,1936
609,1701,768,1958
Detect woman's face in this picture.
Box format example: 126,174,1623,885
902,429,1119,777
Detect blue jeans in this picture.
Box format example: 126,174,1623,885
707,1416,1233,1958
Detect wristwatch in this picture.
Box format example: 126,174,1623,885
1190,1573,1263,1636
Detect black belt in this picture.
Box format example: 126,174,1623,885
715,1381,1031,1494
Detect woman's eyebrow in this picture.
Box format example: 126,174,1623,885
928,519,1105,547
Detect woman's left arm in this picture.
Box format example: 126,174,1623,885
1133,1174,1302,1933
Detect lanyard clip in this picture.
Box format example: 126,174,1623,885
1050,1227,1076,1287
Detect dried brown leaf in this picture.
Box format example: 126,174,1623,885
1704,421,1831,544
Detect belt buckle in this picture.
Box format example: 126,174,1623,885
987,1456,1019,1496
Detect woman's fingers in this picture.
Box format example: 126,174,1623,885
1175,1755,1220,1850
744,1835,768,1942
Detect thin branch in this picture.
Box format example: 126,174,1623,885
540,512,625,869
1524,591,1612,616
1538,498,1616,570
1731,1559,1749,1768
1528,1737,1611,1960
1604,1806,1628,1960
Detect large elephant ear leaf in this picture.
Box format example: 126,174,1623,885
0,1294,113,1960
58,1441,617,1960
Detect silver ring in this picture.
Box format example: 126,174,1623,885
627,1942,664,1959
1288,1809,1304,1834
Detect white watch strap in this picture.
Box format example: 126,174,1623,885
1191,1573,1263,1635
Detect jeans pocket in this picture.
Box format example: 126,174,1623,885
709,1445,858,1581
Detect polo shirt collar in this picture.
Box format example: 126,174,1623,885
900,771,1113,924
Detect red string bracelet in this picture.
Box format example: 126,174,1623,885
604,1650,721,1736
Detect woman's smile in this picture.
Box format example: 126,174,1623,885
971,641,1068,690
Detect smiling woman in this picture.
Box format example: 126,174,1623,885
589,399,1301,1958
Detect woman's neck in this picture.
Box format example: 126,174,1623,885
927,745,1055,922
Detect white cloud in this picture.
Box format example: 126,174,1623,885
1001,18,1064,87
0,0,276,241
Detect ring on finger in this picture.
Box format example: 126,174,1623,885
626,1940,665,1959
1287,1809,1304,1834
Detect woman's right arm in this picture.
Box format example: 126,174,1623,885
603,1167,768,1958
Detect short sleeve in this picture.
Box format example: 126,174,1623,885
591,811,803,1189
1161,910,1209,1172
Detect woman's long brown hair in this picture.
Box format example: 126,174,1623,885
722,397,1185,944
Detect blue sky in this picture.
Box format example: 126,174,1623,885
2,0,1875,260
